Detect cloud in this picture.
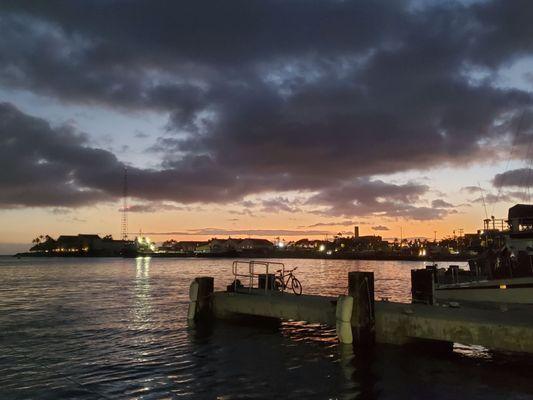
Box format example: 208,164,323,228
125,203,186,213
305,220,360,228
1,1,533,216
51,208,72,215
0,102,117,207
141,228,333,237
470,190,529,204
260,197,301,213
371,225,390,231
493,168,533,188
307,178,452,220
0,101,467,222
134,130,149,139
431,199,455,208
461,186,482,194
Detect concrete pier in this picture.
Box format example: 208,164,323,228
375,301,533,353
213,290,337,325
192,272,533,354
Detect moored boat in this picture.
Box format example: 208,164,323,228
419,204,533,305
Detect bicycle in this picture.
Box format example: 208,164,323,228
275,267,302,295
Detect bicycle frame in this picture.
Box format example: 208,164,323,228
277,272,294,289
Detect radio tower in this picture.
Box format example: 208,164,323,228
121,167,129,241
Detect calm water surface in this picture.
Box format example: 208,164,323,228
1,257,532,399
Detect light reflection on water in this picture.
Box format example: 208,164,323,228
0,257,532,399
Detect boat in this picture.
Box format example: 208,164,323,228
419,204,533,305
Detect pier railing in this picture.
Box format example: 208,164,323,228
231,260,286,294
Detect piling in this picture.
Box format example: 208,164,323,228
411,269,435,305
335,295,354,344
348,271,375,342
189,276,214,321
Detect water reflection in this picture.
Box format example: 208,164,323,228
132,256,152,328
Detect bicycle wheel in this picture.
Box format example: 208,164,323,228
291,277,302,295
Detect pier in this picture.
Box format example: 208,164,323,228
188,261,533,354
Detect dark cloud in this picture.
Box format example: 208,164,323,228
1,1,533,217
431,199,455,208
260,197,301,213
125,203,186,213
50,208,71,215
0,102,117,207
371,225,390,231
470,189,529,205
307,178,451,220
493,168,533,188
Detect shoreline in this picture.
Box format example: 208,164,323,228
13,251,471,262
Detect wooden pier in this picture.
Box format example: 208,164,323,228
188,266,533,354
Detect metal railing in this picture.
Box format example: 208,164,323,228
231,260,286,294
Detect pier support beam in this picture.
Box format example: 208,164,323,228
348,271,375,343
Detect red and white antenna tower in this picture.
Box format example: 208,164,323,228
121,167,129,240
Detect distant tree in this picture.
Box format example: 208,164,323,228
103,234,113,241
32,234,53,244
30,235,56,251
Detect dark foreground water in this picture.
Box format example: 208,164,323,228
1,257,532,400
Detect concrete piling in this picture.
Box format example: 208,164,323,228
189,276,214,321
335,295,354,344
348,271,375,342
187,280,199,320
411,269,435,305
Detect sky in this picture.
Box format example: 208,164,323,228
1,0,533,253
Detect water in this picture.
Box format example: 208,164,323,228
1,257,532,399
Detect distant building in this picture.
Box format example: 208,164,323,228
178,241,207,252
354,226,359,238
158,240,207,253
291,239,326,250
353,235,387,251
208,238,239,253
237,238,274,251
194,238,274,254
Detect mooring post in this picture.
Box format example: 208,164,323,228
411,269,434,305
189,276,214,321
348,271,375,343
